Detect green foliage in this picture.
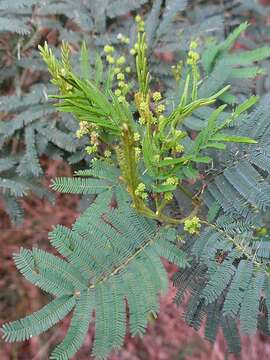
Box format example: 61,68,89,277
0,83,80,223
50,290,94,360
51,177,112,194
173,87,270,351
37,21,263,226
2,295,76,342
1,191,188,359
2,2,270,359
200,22,270,102
174,212,270,353
203,96,270,216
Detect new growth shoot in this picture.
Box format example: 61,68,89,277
39,16,257,231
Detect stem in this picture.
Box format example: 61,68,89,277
191,64,198,101
156,198,168,215
120,122,157,219
158,213,182,225
118,122,202,226
121,123,141,208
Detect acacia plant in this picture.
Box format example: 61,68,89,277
2,17,270,359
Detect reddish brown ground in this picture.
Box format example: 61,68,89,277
1,159,270,359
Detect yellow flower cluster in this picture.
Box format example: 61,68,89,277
137,94,155,124
104,150,112,158
106,55,115,64
103,45,126,66
103,44,115,64
161,177,178,201
111,53,130,103
114,89,121,96
104,45,114,53
134,132,140,142
187,40,200,65
114,79,128,103
152,91,162,102
135,182,147,199
136,183,145,192
187,51,200,65
115,91,126,103
116,56,126,65
138,117,146,125
76,121,90,139
184,216,201,235
116,73,125,81
118,96,125,103
85,145,97,154
118,81,125,88
165,177,178,186
139,101,148,111
90,131,99,146
175,144,185,153
135,15,145,32
164,192,173,201
156,104,165,114
77,124,100,155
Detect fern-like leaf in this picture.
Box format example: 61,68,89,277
1,195,188,359
2,295,76,342
50,290,94,360
51,177,112,194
